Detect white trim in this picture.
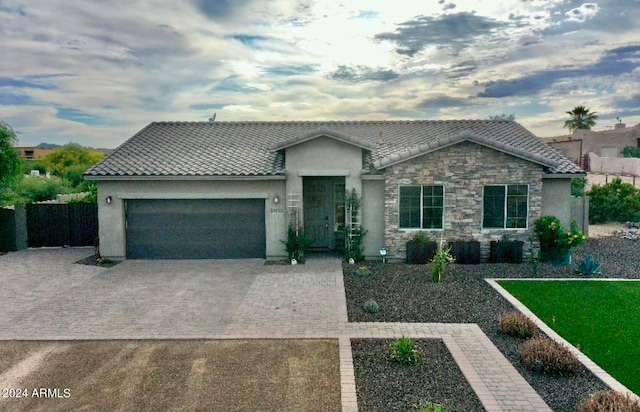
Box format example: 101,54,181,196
486,278,640,401
116,192,270,200
543,173,586,179
298,170,351,176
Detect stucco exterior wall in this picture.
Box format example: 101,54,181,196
284,136,363,222
96,179,286,259
361,178,385,258
541,178,572,227
588,152,640,176
383,142,544,261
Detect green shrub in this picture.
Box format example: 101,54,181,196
413,231,429,243
520,337,581,376
21,159,47,175
61,164,90,187
419,402,452,412
622,146,640,158
572,178,587,196
498,312,538,338
535,216,587,252
363,299,379,314
281,225,311,263
67,181,97,204
389,336,421,364
587,178,640,224
8,176,71,204
575,390,640,412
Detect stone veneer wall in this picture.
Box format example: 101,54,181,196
384,141,544,261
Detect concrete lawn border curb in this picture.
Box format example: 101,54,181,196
486,278,639,401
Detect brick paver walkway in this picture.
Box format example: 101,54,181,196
0,249,552,411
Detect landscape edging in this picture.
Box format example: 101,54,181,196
486,278,639,401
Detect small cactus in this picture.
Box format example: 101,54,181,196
356,265,370,277
363,299,379,314
575,255,602,277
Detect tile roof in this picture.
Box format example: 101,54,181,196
85,120,584,177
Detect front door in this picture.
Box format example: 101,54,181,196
303,179,333,248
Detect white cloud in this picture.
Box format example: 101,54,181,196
1,0,639,146
565,3,599,23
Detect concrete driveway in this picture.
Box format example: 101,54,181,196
0,248,344,340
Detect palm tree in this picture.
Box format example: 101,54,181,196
563,106,597,133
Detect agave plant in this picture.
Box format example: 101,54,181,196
575,255,602,277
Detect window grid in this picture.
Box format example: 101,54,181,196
483,185,529,229
399,185,444,229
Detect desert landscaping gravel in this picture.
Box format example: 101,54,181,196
345,234,640,411
351,339,485,412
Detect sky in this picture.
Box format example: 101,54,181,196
2,0,640,148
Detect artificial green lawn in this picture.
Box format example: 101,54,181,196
497,280,640,395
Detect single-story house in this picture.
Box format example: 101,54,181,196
85,120,585,261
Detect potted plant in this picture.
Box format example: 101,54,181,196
490,235,524,263
534,216,587,265
448,239,481,264
406,231,437,264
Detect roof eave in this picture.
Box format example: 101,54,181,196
374,131,560,170
543,171,587,178
269,125,377,151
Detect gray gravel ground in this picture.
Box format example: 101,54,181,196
351,339,485,412
345,236,640,412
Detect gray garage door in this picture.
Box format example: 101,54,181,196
125,199,265,259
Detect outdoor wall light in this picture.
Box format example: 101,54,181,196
105,196,112,204
273,195,280,204
379,247,388,263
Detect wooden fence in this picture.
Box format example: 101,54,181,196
0,203,97,251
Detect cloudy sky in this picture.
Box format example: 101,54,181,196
2,0,640,148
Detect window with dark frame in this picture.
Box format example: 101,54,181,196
399,185,444,229
483,184,529,228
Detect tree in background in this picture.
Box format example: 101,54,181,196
0,121,21,189
586,178,640,224
21,159,47,175
488,113,515,121
563,106,597,133
7,176,71,204
43,144,104,189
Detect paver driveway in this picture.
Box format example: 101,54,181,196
0,248,554,411
0,248,343,340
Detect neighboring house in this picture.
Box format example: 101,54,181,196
14,145,57,160
85,120,584,261
542,123,640,169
